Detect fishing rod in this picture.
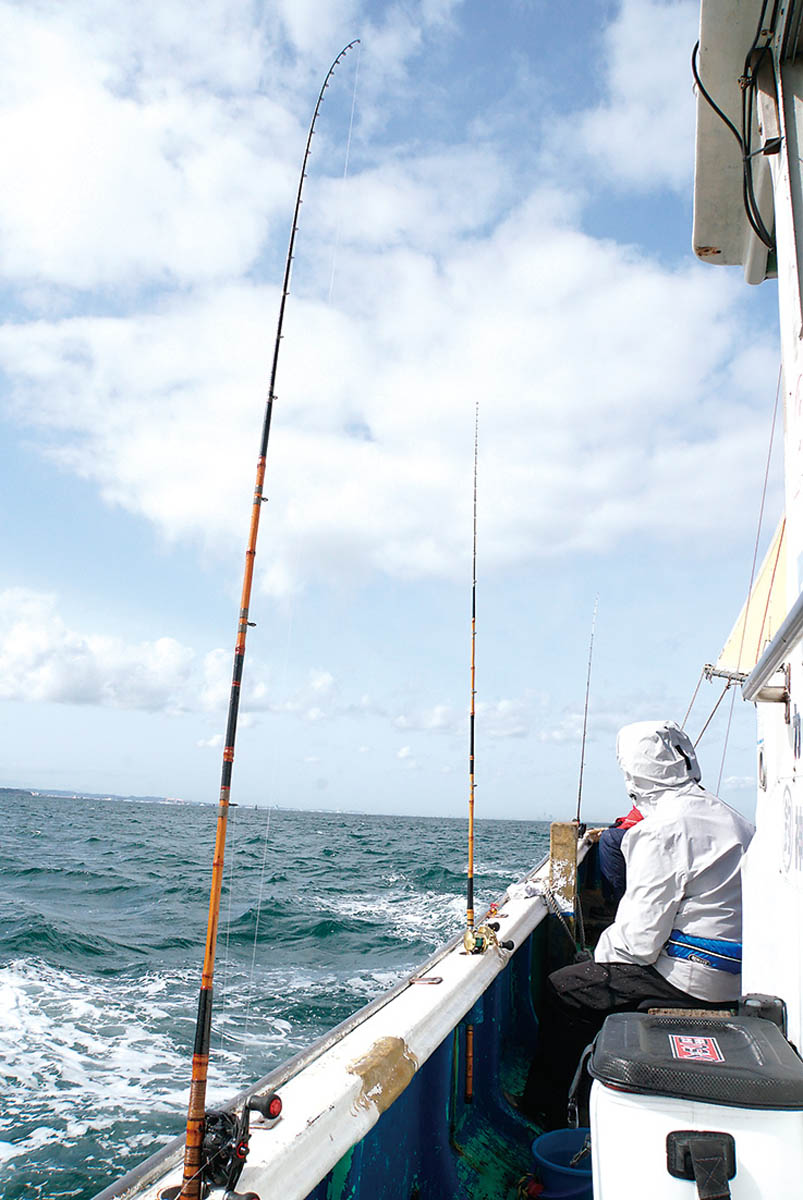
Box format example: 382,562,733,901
175,40,360,1200
466,401,479,938
461,406,513,966
574,595,598,824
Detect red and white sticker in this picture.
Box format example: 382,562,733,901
668,1034,724,1063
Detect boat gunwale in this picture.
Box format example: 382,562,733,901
90,852,551,1200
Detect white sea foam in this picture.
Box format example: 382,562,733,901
0,960,222,1127
307,885,466,948
2,801,546,1198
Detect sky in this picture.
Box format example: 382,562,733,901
0,0,784,821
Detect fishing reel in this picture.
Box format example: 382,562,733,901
463,922,514,955
201,1092,282,1198
201,1108,251,1196
160,1092,283,1200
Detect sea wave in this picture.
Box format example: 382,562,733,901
1,793,548,1199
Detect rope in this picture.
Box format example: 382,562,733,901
537,880,577,948
753,517,786,663
694,680,731,749
573,890,588,958
682,667,704,731
714,365,782,790
327,42,362,305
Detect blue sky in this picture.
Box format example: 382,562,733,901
0,0,783,819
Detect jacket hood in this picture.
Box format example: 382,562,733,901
616,720,701,812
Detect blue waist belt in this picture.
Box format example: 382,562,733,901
664,929,742,975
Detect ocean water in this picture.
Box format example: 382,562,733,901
1,791,550,1199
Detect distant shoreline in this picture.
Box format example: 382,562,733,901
0,785,202,806
0,787,606,824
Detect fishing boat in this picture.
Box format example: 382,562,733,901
91,2,803,1197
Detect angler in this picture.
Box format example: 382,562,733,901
520,719,754,1129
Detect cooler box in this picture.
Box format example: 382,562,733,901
588,1012,803,1198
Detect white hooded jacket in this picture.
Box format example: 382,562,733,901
594,720,754,1001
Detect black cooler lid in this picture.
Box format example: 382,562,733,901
589,1012,803,1109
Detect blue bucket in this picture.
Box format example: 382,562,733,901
531,1127,593,1200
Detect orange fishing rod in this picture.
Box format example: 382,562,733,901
466,402,479,936
463,403,479,1103
176,40,360,1200
461,407,513,962
461,406,510,1107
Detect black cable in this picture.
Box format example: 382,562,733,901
741,41,775,249
691,41,742,148
740,2,776,249
691,19,776,255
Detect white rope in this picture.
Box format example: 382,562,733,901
682,667,704,730
327,42,361,305
714,365,782,791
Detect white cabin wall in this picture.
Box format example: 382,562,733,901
742,56,803,1048
742,700,803,1043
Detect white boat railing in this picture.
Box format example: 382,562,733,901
742,588,803,700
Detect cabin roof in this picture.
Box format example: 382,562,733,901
692,0,777,280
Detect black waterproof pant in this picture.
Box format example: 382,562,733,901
522,961,712,1128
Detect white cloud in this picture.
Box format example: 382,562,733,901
566,0,699,191
392,697,531,739
479,698,529,740
0,589,308,720
394,703,457,732
396,744,417,769
0,588,195,711
309,670,335,694
0,3,303,290
537,714,583,744
274,0,361,58
197,734,224,749
0,202,776,599
0,0,778,607
721,774,755,790
0,0,471,294
310,148,509,252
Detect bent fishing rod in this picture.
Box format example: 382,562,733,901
176,40,360,1200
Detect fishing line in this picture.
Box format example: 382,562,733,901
243,804,273,1040
575,595,598,824
328,42,362,305
178,41,360,1200
217,802,238,1052
239,594,296,1040
234,589,295,1049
